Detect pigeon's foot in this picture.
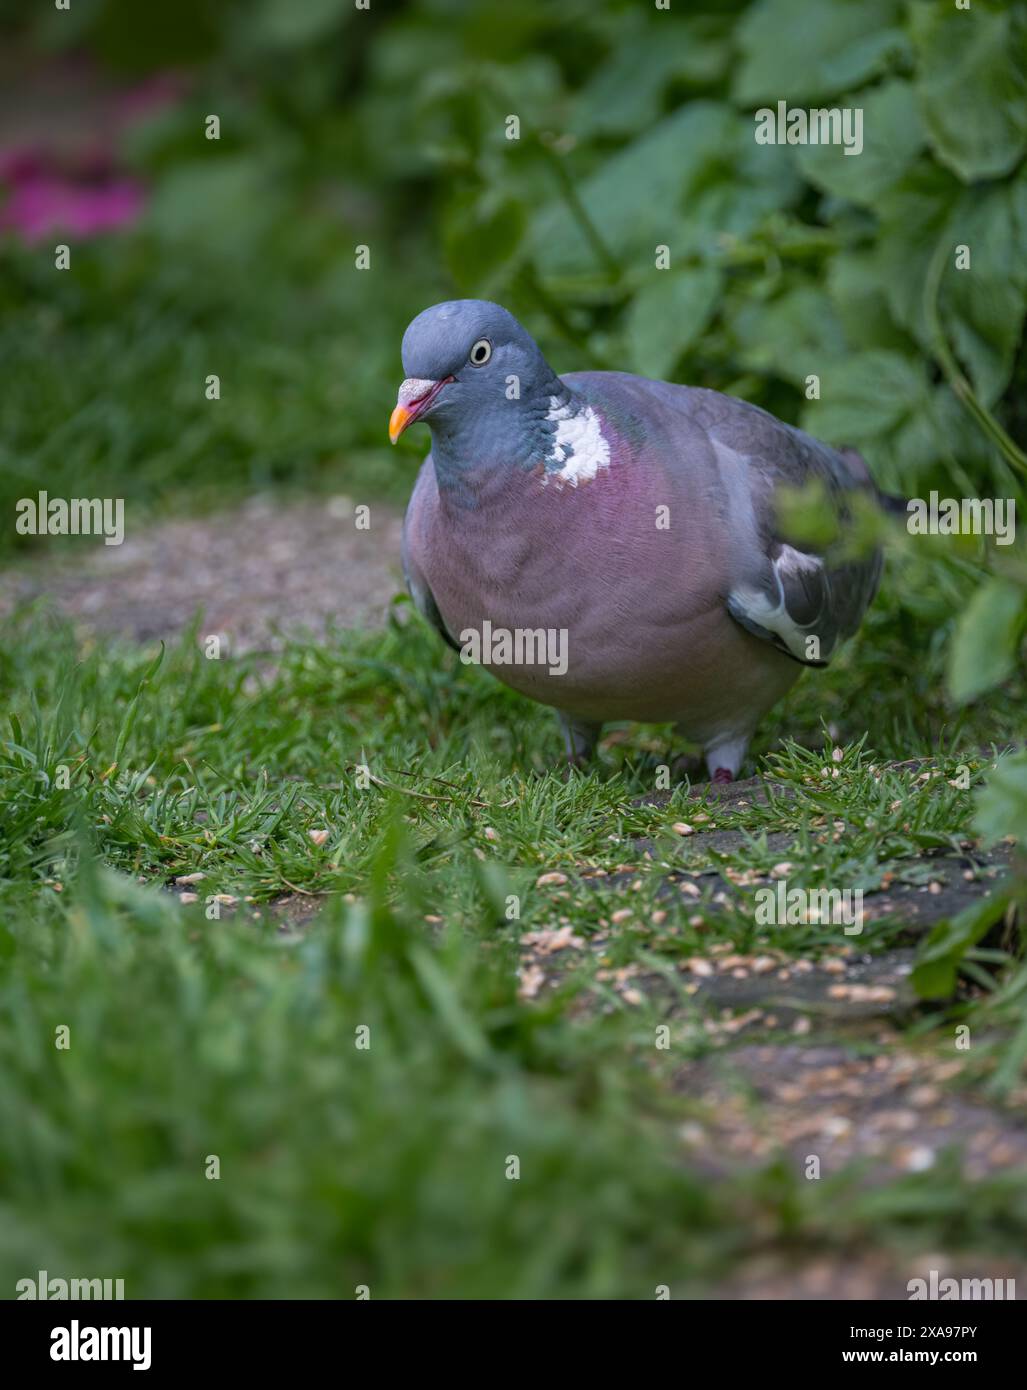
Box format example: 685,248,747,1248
557,713,603,768
671,752,704,782
703,733,749,784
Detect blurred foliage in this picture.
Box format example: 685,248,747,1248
0,0,1024,766
1,0,1024,495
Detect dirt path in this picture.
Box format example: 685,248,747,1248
0,494,406,650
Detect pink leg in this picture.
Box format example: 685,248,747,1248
704,734,749,784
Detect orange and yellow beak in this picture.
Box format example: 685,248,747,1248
388,402,414,444
388,376,454,444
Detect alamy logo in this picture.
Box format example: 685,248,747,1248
906,493,1015,545
754,101,863,156
16,1269,125,1300
755,880,864,935
908,1271,1016,1300
50,1320,151,1372
15,492,124,546
460,620,568,677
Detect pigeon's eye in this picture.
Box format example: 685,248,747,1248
469,338,492,366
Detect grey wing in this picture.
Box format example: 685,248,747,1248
401,456,460,653
726,536,881,667
695,396,883,668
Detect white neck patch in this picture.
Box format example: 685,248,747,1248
543,396,610,486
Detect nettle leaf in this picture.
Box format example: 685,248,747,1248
975,750,1027,847
897,384,989,486
798,351,978,493
532,102,730,276
942,172,1027,407
733,0,907,105
626,267,722,380
874,163,961,345
826,251,915,354
875,167,1027,407
946,577,1027,705
530,102,798,279
729,284,847,386
572,16,729,138
801,349,928,441
910,0,1027,182
684,138,801,259
794,79,924,207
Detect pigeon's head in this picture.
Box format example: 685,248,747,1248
389,300,555,445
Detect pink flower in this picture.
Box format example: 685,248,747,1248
0,165,146,242
0,66,183,245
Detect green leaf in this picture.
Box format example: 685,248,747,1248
794,80,925,207
826,251,915,354
975,750,1027,847
530,102,799,279
941,173,1027,406
910,0,1027,182
572,16,729,137
443,191,526,294
626,267,722,379
774,479,843,549
874,163,961,346
798,352,979,493
730,284,847,386
801,349,928,441
946,578,1026,705
912,886,1013,999
733,0,907,105
875,168,1027,406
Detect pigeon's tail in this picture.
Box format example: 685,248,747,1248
876,490,910,518
837,445,907,519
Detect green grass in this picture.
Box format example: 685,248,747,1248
1,589,1025,1298
0,234,435,558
